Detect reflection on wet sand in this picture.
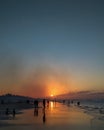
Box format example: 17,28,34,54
34,108,38,117
0,101,104,130
42,108,46,124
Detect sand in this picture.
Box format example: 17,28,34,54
0,102,104,130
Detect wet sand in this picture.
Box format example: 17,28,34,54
0,102,104,130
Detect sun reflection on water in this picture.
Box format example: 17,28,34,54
50,101,54,108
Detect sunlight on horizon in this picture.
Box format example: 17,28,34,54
51,94,54,97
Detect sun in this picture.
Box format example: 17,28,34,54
51,94,54,97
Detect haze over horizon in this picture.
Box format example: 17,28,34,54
0,0,104,98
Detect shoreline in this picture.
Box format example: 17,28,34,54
0,102,104,130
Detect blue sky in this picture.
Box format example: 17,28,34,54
0,0,104,96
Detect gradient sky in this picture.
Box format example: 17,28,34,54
0,0,104,97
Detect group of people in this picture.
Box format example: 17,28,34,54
34,99,50,109
5,108,16,118
63,100,80,106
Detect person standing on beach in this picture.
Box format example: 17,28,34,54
68,100,70,106
77,101,80,106
63,100,65,104
5,108,9,115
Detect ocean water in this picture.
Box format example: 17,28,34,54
80,99,104,108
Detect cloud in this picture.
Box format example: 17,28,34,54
56,90,104,100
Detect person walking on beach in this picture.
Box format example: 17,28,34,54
43,99,46,109
34,100,39,109
13,108,16,118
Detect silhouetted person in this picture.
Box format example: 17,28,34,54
68,100,70,106
54,99,56,107
63,100,65,104
43,109,46,123
99,108,102,114
43,99,46,108
13,108,16,118
71,100,73,104
5,108,9,115
34,100,39,108
1,100,4,104
26,100,30,104
77,101,80,106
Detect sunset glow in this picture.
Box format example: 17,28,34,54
0,0,104,99
51,94,54,97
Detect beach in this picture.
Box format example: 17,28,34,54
0,102,104,130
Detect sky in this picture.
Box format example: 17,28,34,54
0,0,104,97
